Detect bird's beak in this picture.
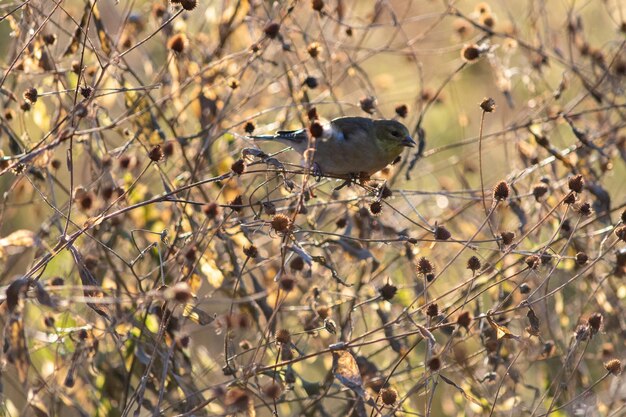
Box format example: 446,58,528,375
402,136,416,147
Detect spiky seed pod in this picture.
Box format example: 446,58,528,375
416,257,434,274
380,388,398,405
395,104,408,118
461,44,481,61
275,329,291,344
231,159,245,175
568,174,584,193
264,22,280,39
426,303,438,317
243,245,258,259
467,256,481,272
604,359,622,376
167,33,187,53
493,180,510,200
480,97,496,112
279,276,296,292
270,214,291,233
457,311,472,329
434,225,451,241
379,283,397,301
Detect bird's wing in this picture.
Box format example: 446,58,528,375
328,117,373,142
274,128,308,143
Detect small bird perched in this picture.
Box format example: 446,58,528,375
249,116,415,177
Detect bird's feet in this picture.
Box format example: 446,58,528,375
312,162,324,182
334,172,360,191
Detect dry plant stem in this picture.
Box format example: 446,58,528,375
478,109,497,240
487,348,524,417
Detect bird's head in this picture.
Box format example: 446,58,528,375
373,119,415,154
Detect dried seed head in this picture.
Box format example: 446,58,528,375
532,183,549,201
180,0,197,11
379,184,393,199
228,195,243,212
474,2,491,14
244,122,255,134
231,158,246,175
604,359,622,376
380,387,398,405
416,257,434,274
148,145,164,162
23,87,38,104
167,282,193,303
243,245,258,259
480,97,496,112
453,18,473,38
568,174,584,193
395,104,408,118
575,252,588,265
500,231,515,245
428,356,441,371
275,329,291,344
467,256,481,272
614,225,626,242
203,202,219,218
359,96,377,114
271,214,291,233
369,201,383,216
563,192,576,205
379,283,397,301
264,22,280,39
303,76,318,89
479,12,496,29
227,78,239,89
152,3,166,18
309,121,324,138
74,103,88,118
311,0,324,12
587,313,603,335
335,217,347,228
575,324,590,341
167,33,187,53
461,44,481,62
290,256,304,271
434,225,451,241
519,283,531,294
525,255,541,270
20,101,31,112
426,303,438,317
307,107,319,121
279,276,296,292
576,202,592,216
457,311,472,329
262,381,283,399
316,305,330,319
42,33,57,45
621,208,626,223
426,273,435,282
307,42,322,58
224,388,251,413
79,85,93,98
493,180,510,200
78,191,94,211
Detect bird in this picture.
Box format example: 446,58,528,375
248,116,415,178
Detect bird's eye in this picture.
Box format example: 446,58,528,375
391,131,401,137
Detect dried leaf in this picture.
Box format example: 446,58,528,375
182,304,216,325
4,316,31,383
332,350,366,398
486,314,520,341
200,256,225,288
526,307,540,336
0,229,38,259
439,374,482,406
34,282,57,308
68,245,111,320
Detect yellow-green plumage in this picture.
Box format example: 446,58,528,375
251,117,414,177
